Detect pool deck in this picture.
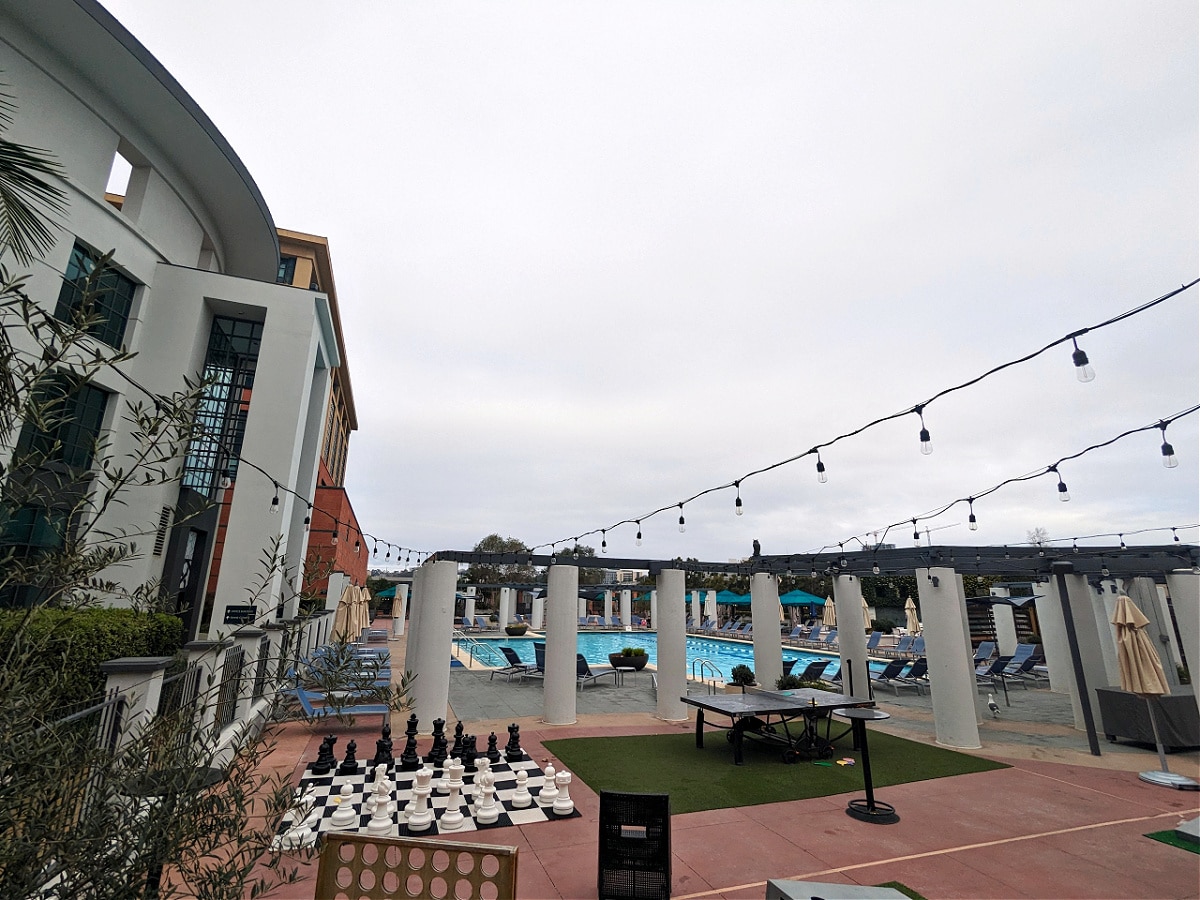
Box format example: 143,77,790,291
252,630,1200,899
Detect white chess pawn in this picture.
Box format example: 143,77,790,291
538,763,558,806
510,769,532,808
474,767,499,825
552,769,574,816
329,783,359,829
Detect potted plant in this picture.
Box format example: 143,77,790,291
726,664,757,693
609,646,649,670
504,622,528,636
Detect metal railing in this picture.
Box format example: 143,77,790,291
451,631,506,667
690,657,723,694
252,635,271,700
214,645,245,734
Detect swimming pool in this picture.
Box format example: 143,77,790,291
457,632,883,682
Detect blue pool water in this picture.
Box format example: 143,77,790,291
458,632,888,681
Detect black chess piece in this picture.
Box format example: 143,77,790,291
311,735,337,775
371,734,393,770
504,723,523,763
337,739,360,776
486,732,501,765
450,721,465,759
426,717,448,768
461,734,478,772
381,722,393,755
399,729,421,772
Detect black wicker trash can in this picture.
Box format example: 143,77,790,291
597,791,671,900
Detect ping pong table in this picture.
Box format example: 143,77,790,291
682,688,875,765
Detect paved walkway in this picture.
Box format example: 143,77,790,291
254,631,1200,899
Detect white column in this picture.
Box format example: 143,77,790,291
408,566,426,671
1057,572,1110,734
750,573,783,689
392,584,408,637
831,575,869,699
989,586,1018,656
1092,581,1123,687
463,592,476,626
916,567,981,749
532,596,544,630
578,596,587,620
604,590,614,624
325,571,348,613
656,569,688,721
620,589,632,627
705,590,717,623
499,587,512,628
649,591,657,630
1164,571,1199,722
690,591,701,626
411,560,456,731
1034,581,1071,693
544,565,579,725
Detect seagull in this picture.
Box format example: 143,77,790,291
987,693,1000,718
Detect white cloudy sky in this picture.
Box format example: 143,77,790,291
103,1,1198,564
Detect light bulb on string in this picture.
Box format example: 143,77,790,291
915,405,933,455
385,546,391,560
601,530,607,553
1172,528,1180,543
815,451,827,483
354,538,361,554
1100,559,1110,578
1071,337,1095,382
734,482,743,516
1050,465,1070,501
372,541,378,558
635,521,642,547
913,520,921,546
1073,541,1079,554
967,497,978,531
1158,421,1178,468
303,504,311,529
838,543,847,568
330,528,338,545
269,483,280,514
1119,534,1126,550
677,504,686,533
872,561,880,575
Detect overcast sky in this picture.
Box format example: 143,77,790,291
103,1,1198,566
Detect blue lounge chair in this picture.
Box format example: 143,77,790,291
576,654,620,690
820,629,837,646
802,625,822,645
865,631,882,651
784,625,803,643
609,616,622,627
795,659,829,682
474,616,492,631
976,655,1026,691
491,646,537,682
782,658,797,677
869,658,910,695
973,641,997,665
292,686,390,727
910,636,925,656
895,657,928,694
886,635,914,657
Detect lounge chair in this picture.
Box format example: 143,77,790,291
795,659,829,682
868,658,910,695
865,631,882,651
894,657,928,694
910,636,925,656
973,641,997,666
491,646,538,682
474,616,493,631
576,654,620,690
784,625,803,643
976,655,1026,691
819,629,837,647
884,635,914,658
802,625,822,645
292,686,390,728
520,641,547,681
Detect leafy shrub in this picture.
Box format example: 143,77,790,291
620,646,646,657
730,664,755,686
871,618,895,634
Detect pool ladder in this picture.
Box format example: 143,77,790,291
452,631,506,667
691,657,722,695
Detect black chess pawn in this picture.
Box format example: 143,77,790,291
504,723,523,763
426,717,448,768
311,735,338,775
486,732,501,765
461,734,478,772
337,739,360,776
450,721,465,758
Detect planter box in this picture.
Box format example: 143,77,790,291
504,624,528,636
609,653,648,671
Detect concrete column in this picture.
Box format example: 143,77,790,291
1058,572,1110,734
544,565,579,725
916,567,981,749
463,592,476,626
99,656,174,751
831,575,869,700
325,571,348,612
1034,580,1071,693
650,591,658,630
499,587,512,628
532,596,544,630
656,569,688,721
751,573,783,689
578,596,587,620
989,586,1018,656
233,628,266,723
604,590,614,624
705,590,717,624
1164,571,1199,721
408,566,426,670
1092,581,1123,687
411,560,456,731
690,591,701,626
392,584,408,637
620,590,632,627
184,640,229,738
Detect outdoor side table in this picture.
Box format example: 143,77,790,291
832,708,897,825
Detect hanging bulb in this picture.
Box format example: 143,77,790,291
635,520,642,547
331,529,338,545
219,472,232,490
1004,546,1010,559
373,542,379,559
1056,473,1070,502
1100,560,1110,578
967,498,978,531
913,520,921,546
916,406,933,455
601,530,607,553
354,538,361,554
303,505,311,529
1071,337,1095,382
734,483,743,516
810,566,818,578
838,543,847,568
677,504,686,533
1072,541,1079,554
815,451,827,484
872,561,880,575
269,484,280,514
1158,421,1178,468
1119,534,1126,550
1172,528,1180,543
385,546,391,560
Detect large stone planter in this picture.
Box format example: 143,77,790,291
504,623,528,636
609,653,649,671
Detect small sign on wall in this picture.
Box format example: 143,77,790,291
223,605,258,625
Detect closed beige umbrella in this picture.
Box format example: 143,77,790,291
904,597,920,634
1111,595,1196,789
330,583,356,642
822,597,837,628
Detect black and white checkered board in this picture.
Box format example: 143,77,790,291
277,754,581,841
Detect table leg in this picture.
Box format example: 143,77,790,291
733,723,744,766
845,719,898,824
695,709,705,749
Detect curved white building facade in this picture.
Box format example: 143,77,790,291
1,0,338,637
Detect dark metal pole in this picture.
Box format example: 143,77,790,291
1052,562,1102,756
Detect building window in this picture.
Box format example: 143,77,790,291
53,241,137,348
277,255,297,285
15,374,110,470
0,503,73,607
182,316,263,497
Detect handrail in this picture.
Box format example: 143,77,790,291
452,631,505,667
690,657,722,695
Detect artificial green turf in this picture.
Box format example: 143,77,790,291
1144,830,1200,855
875,882,927,899
543,729,1007,815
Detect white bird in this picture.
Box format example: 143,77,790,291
987,693,1000,718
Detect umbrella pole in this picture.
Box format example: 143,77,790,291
1137,696,1199,790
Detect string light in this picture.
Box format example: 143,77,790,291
635,521,642,547
601,530,607,553
1050,465,1070,501
967,498,978,531
354,537,361,554
815,450,827,483
1071,337,1095,382
734,482,743,516
269,483,280,514
912,520,921,546
330,529,338,545
1100,559,1110,578
915,405,933,455
1159,421,1178,468
303,504,311,528
872,561,880,575
677,504,686,533
1173,528,1180,542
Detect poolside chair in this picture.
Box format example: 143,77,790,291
782,659,797,677
976,655,1018,691
474,616,492,632
576,654,620,690
491,646,537,682
865,631,882,651
973,641,997,666
802,625,822,645
909,636,925,656
609,616,622,627
885,634,914,658
868,658,910,695
820,629,837,647
894,657,928,694
784,625,803,643
824,665,842,687
292,686,390,728
520,641,547,682
795,659,829,682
